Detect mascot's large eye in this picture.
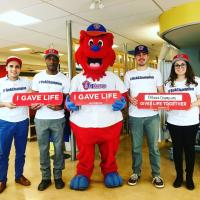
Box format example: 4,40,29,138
88,39,94,46
98,40,103,47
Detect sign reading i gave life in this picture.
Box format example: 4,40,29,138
137,93,191,110
70,91,121,105
12,92,63,106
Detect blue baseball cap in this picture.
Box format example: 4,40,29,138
134,45,149,55
86,23,108,36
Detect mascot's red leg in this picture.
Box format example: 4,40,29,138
70,122,95,178
98,122,122,176
70,121,123,189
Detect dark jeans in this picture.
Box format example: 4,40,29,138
167,123,199,178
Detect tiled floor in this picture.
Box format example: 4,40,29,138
1,135,200,200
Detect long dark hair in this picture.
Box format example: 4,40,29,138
167,61,198,87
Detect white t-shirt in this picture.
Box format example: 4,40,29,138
164,77,200,126
69,71,127,128
124,67,163,117
32,70,70,119
0,76,31,122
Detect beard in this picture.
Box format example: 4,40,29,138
137,59,146,66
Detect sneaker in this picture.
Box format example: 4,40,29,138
54,178,65,189
152,176,164,188
127,174,140,186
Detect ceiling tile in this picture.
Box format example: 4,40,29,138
49,0,95,14
0,0,41,13
77,0,160,23
0,0,198,60
155,0,195,11
21,2,70,21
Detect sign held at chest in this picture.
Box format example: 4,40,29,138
71,91,121,105
137,93,191,110
12,92,63,106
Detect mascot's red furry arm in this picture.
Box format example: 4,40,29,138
65,23,127,190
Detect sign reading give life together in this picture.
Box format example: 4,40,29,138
137,93,191,110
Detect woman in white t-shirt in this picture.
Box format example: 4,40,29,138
164,54,200,190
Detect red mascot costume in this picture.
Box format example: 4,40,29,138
66,23,127,190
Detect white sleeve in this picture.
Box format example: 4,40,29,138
69,76,79,94
31,74,39,91
27,79,32,90
124,72,130,90
155,70,163,87
114,74,127,93
62,78,70,94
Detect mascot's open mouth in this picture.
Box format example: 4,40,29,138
87,57,102,68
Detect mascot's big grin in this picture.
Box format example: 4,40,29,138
87,57,102,68
75,24,116,81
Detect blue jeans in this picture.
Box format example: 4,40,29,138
0,119,29,183
129,114,160,177
34,118,65,180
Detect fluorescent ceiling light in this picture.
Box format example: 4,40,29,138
0,10,41,26
10,47,30,51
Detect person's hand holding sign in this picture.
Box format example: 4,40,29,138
128,95,138,106
3,102,17,109
31,103,43,110
191,96,200,108
47,104,63,111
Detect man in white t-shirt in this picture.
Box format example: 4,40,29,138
31,49,70,191
0,57,31,193
124,45,164,188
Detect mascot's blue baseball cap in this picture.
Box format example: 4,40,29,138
134,45,149,55
86,23,108,36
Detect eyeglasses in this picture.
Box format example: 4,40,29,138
174,63,186,69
